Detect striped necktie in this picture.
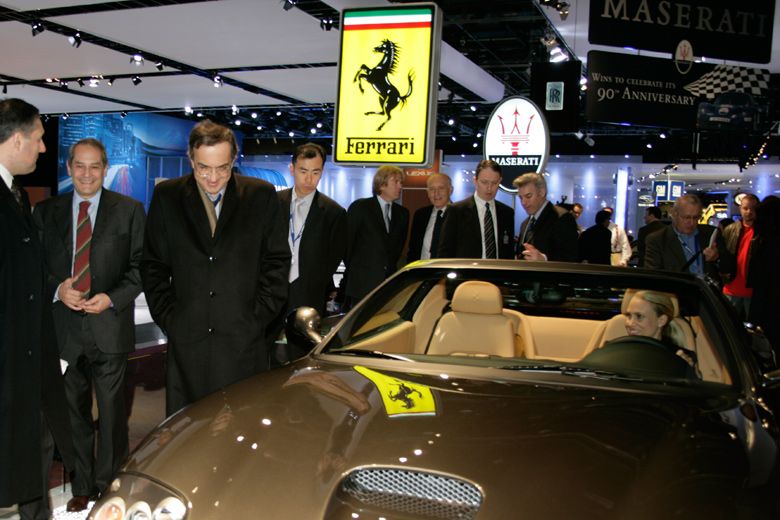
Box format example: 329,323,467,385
73,201,92,295
484,203,497,259
10,179,23,208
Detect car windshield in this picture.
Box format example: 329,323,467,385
321,266,736,386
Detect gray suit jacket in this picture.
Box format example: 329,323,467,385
645,224,716,276
33,189,145,362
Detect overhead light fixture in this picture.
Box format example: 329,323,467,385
574,130,584,140
659,132,667,139
282,0,297,11
235,120,241,126
59,80,68,89
213,74,223,88
276,110,282,116
77,78,85,88
120,111,127,118
2,85,6,94
549,46,568,63
558,2,570,21
130,53,144,66
184,105,193,115
131,75,142,86
251,112,257,119
310,128,317,134
256,125,263,130
62,113,69,120
155,61,164,71
30,20,45,37
68,32,82,48
320,17,334,31
88,77,100,88
583,135,595,147
106,77,115,86
231,104,239,115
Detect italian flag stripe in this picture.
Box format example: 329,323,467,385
344,10,432,30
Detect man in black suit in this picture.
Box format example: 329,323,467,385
0,98,73,520
578,209,613,265
142,120,290,416
270,143,346,351
636,206,666,267
514,172,578,262
344,166,409,305
406,173,452,263
34,138,145,512
437,160,514,259
645,194,717,276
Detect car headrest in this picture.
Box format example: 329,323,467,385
451,281,503,315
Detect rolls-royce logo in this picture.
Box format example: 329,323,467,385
354,39,415,131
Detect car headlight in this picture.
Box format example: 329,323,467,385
89,474,188,520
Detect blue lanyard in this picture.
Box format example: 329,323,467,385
290,206,305,246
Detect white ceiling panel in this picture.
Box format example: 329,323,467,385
0,20,181,80
83,74,285,111
50,0,341,70
0,0,100,8
226,67,338,104
2,84,138,114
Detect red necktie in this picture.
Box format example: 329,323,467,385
73,201,92,295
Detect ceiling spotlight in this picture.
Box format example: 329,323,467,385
251,112,257,119
213,74,223,88
231,104,239,115
88,77,100,88
196,112,203,118
447,118,455,126
62,113,69,120
106,77,115,86
276,110,282,116
469,105,477,112
320,17,334,31
155,61,164,71
574,130,584,140
131,75,142,86
131,53,144,66
282,0,297,11
557,2,570,21
316,122,322,128
120,111,127,118
288,131,294,137
583,135,595,147
30,20,45,37
59,80,68,89
659,132,667,139
68,32,82,48
2,85,6,94
77,78,85,88
310,128,317,134
235,120,241,126
256,125,263,131
184,105,193,115
549,46,568,63
646,143,653,149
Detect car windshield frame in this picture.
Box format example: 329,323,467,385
319,264,742,388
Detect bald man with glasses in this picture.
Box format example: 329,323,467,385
141,120,290,416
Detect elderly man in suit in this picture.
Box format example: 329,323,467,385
406,173,452,263
142,120,289,416
514,172,578,262
645,194,717,276
344,166,409,306
437,160,514,259
0,98,73,520
278,143,346,314
34,138,145,512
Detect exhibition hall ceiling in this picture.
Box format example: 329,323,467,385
0,0,778,181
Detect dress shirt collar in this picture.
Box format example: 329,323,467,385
473,193,495,209
73,188,103,208
0,162,13,190
292,189,316,208
530,200,549,221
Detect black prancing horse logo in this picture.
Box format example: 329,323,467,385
354,39,414,131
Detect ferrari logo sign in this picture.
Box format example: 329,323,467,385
354,366,437,417
334,5,442,166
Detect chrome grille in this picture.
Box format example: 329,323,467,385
342,468,482,519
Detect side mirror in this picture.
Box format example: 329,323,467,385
285,307,323,354
745,322,777,374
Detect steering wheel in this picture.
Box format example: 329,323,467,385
582,335,690,378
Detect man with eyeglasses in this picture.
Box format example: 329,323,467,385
645,194,717,276
141,120,289,416
406,173,452,263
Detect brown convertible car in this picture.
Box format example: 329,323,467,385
90,261,780,519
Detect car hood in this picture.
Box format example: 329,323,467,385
122,357,750,519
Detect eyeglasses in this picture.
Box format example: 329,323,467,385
194,162,233,179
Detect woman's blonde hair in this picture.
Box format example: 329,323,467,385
631,290,686,348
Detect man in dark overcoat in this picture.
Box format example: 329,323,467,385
142,120,290,416
0,98,73,519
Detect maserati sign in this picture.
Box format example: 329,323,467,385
483,96,550,193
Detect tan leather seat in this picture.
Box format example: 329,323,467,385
427,281,515,357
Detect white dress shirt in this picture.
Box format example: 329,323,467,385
421,206,447,260
288,190,315,282
474,194,498,259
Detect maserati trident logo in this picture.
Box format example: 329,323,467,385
354,39,415,131
484,96,550,192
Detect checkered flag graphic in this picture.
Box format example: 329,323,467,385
683,65,769,100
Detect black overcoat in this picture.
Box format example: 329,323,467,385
141,173,290,415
